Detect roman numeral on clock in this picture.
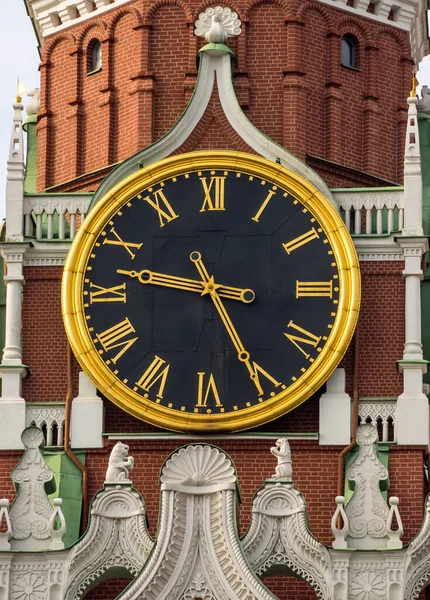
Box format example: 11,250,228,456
135,356,170,399
296,281,333,298
196,372,222,407
141,188,179,227
96,317,138,364
102,227,143,259
251,189,276,222
283,227,319,254
199,176,226,211
89,282,126,303
246,360,282,397
284,321,321,359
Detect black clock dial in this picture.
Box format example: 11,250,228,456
82,169,340,415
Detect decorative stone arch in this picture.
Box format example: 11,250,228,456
62,484,153,600
77,19,109,49
404,494,430,600
375,25,411,60
107,6,144,36
243,0,290,23
331,15,372,47
144,0,193,26
44,31,78,62
242,482,332,600
296,1,335,29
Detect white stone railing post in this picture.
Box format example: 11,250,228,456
0,245,29,450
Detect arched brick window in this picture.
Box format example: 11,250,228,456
87,39,102,73
341,34,357,68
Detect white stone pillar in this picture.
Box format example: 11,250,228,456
396,239,429,446
71,372,104,448
319,368,351,445
0,245,28,450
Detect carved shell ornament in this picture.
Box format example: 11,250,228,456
161,445,236,487
195,6,241,43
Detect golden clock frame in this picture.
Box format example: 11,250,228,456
62,150,360,433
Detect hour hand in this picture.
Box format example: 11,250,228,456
117,269,255,303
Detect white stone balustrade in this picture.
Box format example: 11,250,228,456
21,191,404,241
26,404,65,447
333,189,404,236
358,398,397,442
23,194,92,241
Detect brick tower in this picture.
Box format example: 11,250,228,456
0,1,430,599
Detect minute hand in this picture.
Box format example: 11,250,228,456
117,269,255,304
190,251,264,394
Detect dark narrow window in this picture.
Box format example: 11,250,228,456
87,39,102,73
341,34,357,69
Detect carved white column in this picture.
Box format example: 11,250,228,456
396,90,429,446
5,98,25,243
71,372,104,448
319,368,351,445
0,245,28,450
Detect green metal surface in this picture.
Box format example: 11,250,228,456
44,450,86,548
23,115,37,193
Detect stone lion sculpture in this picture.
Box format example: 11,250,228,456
270,438,292,480
105,442,134,483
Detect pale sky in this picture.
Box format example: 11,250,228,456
1,3,430,222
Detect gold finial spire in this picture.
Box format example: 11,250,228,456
411,71,417,98
15,77,27,103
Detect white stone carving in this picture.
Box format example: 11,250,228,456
0,500,12,551
317,0,417,31
10,570,47,600
25,0,132,41
105,442,134,483
270,438,292,480
345,425,389,549
120,445,275,600
48,499,66,551
195,6,241,43
62,483,153,600
9,427,57,551
25,89,40,116
358,399,397,443
418,86,430,112
23,194,92,241
336,189,404,236
404,493,430,598
386,497,403,549
331,496,349,550
242,481,332,599
349,569,386,599
26,404,65,447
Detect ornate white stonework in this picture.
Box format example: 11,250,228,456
62,483,153,599
195,7,241,44
0,439,430,598
105,442,134,483
317,0,418,31
8,427,66,552
270,438,292,480
26,404,65,447
345,425,390,549
242,481,332,599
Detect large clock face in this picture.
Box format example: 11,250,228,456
63,151,360,432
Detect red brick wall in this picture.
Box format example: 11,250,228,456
37,0,412,193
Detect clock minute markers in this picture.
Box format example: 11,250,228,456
117,268,255,304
